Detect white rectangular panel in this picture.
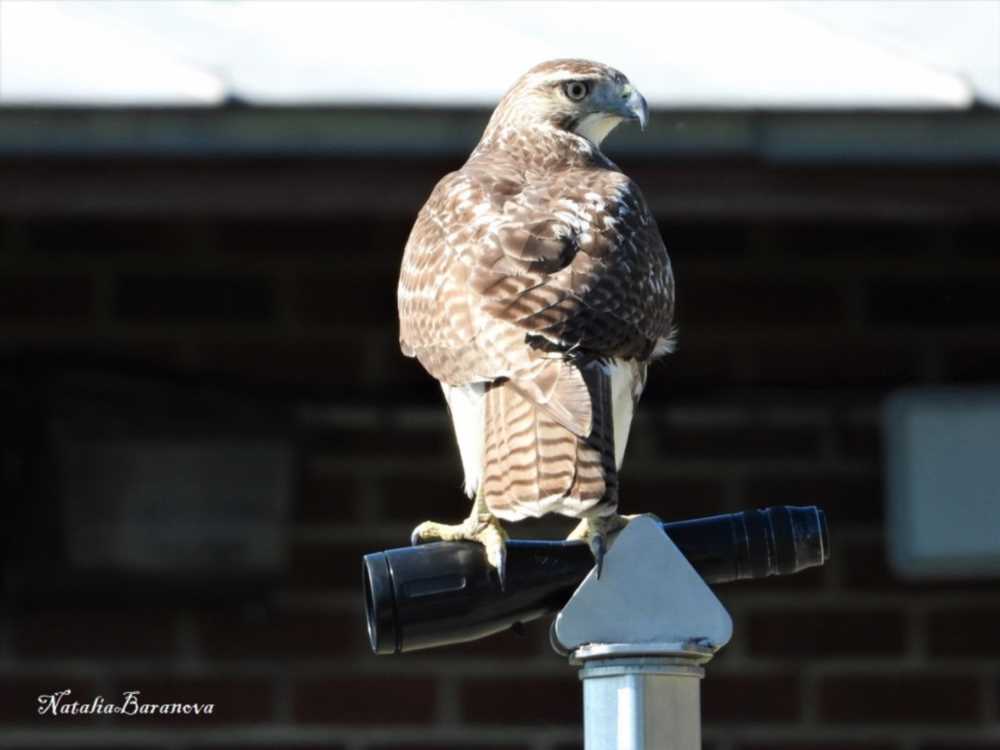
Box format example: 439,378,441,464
885,388,1000,579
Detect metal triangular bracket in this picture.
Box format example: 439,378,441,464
552,515,733,654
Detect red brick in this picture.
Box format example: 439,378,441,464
682,278,846,328
378,474,472,522
746,341,917,386
952,223,1000,257
371,339,449,390
819,674,980,723
11,608,173,658
214,216,407,257
197,607,363,659
23,216,201,255
743,473,883,525
834,421,881,462
944,346,1000,382
869,280,1000,327
306,424,453,462
748,609,905,658
0,274,93,319
620,476,730,521
644,343,737,389
461,676,580,725
840,540,904,591
928,608,1000,657
663,220,752,257
295,270,398,327
702,672,801,722
294,676,436,724
195,336,367,388
297,469,362,522
290,540,387,593
115,274,274,322
108,676,273,724
3,339,188,371
655,423,823,461
841,540,999,594
0,676,100,724
774,221,932,257
721,559,828,595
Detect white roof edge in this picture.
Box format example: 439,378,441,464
0,1,994,110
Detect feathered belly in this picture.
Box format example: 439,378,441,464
441,382,486,500
608,358,647,470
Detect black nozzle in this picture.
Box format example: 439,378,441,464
663,505,829,583
363,505,829,654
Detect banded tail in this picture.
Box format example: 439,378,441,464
481,363,618,522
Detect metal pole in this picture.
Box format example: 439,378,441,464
573,643,711,750
552,518,733,750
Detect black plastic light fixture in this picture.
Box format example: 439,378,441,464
363,505,829,654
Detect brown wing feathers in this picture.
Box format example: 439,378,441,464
397,118,673,519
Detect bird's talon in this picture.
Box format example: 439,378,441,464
484,525,509,592
410,510,508,588
590,533,606,579
568,513,635,579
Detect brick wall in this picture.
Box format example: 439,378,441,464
1,154,999,750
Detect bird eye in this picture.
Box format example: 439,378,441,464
562,80,590,102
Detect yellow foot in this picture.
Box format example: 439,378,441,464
410,514,510,589
566,513,639,578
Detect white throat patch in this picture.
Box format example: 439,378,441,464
573,113,623,146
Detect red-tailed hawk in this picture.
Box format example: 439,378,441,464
398,59,674,585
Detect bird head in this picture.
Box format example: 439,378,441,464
488,59,649,147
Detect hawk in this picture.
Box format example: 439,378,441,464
398,59,675,585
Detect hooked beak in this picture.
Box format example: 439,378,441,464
620,83,648,130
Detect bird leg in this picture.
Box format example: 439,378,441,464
566,513,638,579
410,489,510,589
